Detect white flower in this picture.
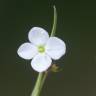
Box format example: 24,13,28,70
17,27,66,72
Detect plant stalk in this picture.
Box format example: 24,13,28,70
31,73,44,96
51,5,57,36
31,5,57,96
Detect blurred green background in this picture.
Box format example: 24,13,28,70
0,0,96,96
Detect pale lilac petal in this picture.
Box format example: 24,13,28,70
31,54,52,72
17,43,38,60
45,37,66,60
28,27,49,46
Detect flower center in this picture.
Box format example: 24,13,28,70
38,46,45,53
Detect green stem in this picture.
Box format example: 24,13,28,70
31,73,44,96
39,71,48,92
31,5,57,96
31,72,48,96
51,5,57,37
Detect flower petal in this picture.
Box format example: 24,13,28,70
17,43,38,60
31,54,52,72
45,37,66,60
28,27,49,46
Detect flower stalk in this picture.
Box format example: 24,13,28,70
31,5,57,96
31,72,48,96
51,5,57,36
31,73,44,96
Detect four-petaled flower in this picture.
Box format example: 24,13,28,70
17,27,66,72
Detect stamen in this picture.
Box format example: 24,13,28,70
38,46,45,53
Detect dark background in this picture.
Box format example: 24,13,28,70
0,0,96,96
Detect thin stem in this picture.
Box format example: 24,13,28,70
51,5,57,36
31,73,44,96
39,71,48,92
37,71,48,96
31,5,57,96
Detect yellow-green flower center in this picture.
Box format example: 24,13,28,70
38,46,45,53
